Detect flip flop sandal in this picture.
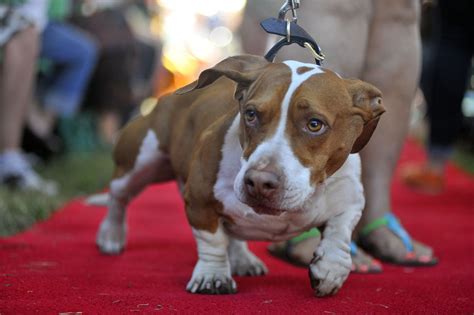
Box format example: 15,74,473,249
358,213,438,266
267,228,382,273
267,228,321,267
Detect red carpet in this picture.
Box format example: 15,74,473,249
1,140,473,314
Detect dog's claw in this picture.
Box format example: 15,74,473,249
308,267,320,290
96,220,126,255
230,252,268,277
190,281,198,293
308,251,349,297
186,275,237,295
96,242,123,255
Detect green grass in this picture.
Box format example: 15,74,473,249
0,150,113,236
454,148,474,174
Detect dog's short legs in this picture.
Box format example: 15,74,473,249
97,128,173,255
97,157,171,254
96,193,128,254
309,209,361,297
228,238,268,276
187,224,236,294
96,172,139,255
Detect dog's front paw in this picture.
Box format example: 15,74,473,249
230,250,268,276
186,272,237,295
96,219,126,254
308,247,351,297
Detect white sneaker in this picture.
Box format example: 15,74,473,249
0,150,58,196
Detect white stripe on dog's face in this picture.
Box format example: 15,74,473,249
275,61,324,138
234,61,324,210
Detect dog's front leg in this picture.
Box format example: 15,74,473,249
228,238,268,276
187,223,236,294
309,209,362,297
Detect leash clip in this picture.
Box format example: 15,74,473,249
286,19,291,42
278,0,300,22
304,42,325,62
261,0,324,65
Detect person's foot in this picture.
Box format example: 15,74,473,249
267,237,319,267
98,112,121,146
267,231,382,273
0,150,57,195
359,227,436,265
357,213,437,266
350,242,382,273
400,163,444,194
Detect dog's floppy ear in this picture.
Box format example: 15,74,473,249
175,55,269,99
345,79,386,153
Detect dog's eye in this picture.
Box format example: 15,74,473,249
307,118,326,134
245,109,257,123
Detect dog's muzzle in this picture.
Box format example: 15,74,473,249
244,169,280,199
242,167,285,215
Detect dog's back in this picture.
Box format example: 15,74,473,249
143,77,239,181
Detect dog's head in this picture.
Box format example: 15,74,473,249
178,55,385,215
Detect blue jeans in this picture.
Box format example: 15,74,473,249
40,21,97,117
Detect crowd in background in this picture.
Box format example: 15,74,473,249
401,0,474,193
0,0,247,194
0,0,164,194
0,0,472,196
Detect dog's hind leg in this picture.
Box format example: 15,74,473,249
97,116,174,254
96,188,128,254
228,238,268,276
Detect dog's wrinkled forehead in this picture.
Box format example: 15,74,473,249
256,60,326,92
277,60,325,126
240,60,328,159
241,60,327,163
284,60,325,77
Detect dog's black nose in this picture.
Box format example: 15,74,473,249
244,169,280,199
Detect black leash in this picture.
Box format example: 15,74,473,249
260,0,325,65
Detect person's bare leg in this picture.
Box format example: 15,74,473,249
98,111,121,146
27,102,56,139
0,27,56,195
357,0,434,263
0,27,39,152
271,0,371,76
261,0,382,271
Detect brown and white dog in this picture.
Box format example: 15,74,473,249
95,55,385,296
